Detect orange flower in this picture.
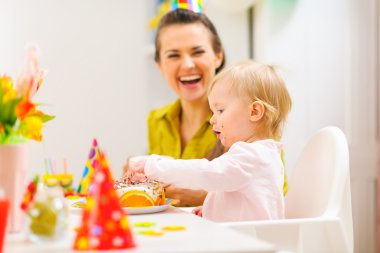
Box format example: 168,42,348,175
15,97,35,120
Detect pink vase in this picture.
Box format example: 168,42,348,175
0,144,28,233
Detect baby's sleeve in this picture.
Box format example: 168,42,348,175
144,151,253,192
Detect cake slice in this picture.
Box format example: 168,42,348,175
114,180,165,207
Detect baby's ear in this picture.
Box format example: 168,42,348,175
250,101,265,122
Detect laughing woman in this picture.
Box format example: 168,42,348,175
145,8,225,206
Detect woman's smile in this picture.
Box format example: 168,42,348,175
178,74,202,89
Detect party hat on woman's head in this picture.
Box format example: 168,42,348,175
149,0,205,29
170,0,204,14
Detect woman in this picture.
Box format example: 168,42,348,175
146,8,225,206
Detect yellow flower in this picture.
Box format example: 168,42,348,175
0,75,16,103
3,90,16,103
20,116,43,141
0,75,13,89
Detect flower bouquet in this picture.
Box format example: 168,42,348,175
0,44,54,144
0,44,54,232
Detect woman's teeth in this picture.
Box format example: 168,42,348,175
179,75,201,84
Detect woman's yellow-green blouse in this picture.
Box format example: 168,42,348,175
147,100,288,194
148,100,217,159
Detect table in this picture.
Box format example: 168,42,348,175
4,206,275,253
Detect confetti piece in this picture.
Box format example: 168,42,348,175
165,198,180,206
134,221,156,228
138,230,164,236
72,202,86,208
162,225,186,231
66,195,81,200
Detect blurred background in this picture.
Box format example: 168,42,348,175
0,0,378,252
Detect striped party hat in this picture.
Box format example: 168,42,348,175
170,0,204,14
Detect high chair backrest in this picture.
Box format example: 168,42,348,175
221,126,353,252
285,126,350,219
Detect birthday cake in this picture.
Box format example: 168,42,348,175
114,180,165,207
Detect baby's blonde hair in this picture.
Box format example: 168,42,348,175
208,60,292,140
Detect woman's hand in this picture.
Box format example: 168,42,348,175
164,186,207,207
192,206,203,217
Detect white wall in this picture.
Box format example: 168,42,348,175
0,0,150,181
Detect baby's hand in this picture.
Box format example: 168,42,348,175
122,156,149,183
192,206,203,217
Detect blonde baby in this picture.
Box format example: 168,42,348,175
125,60,292,222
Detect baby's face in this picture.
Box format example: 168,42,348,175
208,80,256,148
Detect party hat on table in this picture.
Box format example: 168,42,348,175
73,151,136,250
170,0,204,14
20,176,39,211
77,138,100,195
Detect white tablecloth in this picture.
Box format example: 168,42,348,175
4,206,275,253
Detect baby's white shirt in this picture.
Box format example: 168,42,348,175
145,140,285,222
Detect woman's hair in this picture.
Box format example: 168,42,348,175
154,8,225,74
209,60,292,140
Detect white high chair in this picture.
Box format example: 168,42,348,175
221,126,353,253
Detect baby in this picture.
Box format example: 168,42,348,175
125,60,292,222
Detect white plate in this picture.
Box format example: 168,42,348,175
123,205,170,215
69,204,170,215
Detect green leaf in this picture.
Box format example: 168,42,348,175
0,97,21,125
0,134,28,145
41,114,55,123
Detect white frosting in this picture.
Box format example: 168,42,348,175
117,186,152,197
116,185,162,202
115,180,164,204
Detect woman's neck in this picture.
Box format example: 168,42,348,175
179,98,211,150
180,98,211,126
